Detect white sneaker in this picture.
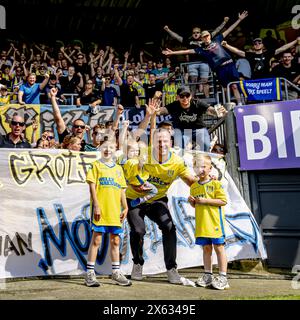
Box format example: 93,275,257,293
196,273,214,287
111,271,132,286
131,264,143,281
211,275,230,290
167,268,182,284
167,268,195,286
85,270,100,287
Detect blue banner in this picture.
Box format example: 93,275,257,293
240,78,282,101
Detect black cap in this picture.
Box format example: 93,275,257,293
177,85,191,95
158,120,173,128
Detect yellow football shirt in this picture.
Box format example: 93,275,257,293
190,180,227,238
126,150,191,202
123,158,149,186
86,160,127,227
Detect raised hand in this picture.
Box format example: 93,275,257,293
117,104,124,115
162,48,173,56
50,87,58,97
238,11,248,20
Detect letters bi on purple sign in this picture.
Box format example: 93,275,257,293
235,100,300,170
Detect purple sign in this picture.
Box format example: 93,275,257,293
235,100,300,170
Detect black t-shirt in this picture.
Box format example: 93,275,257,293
60,75,80,94
183,37,206,63
143,82,163,103
120,84,138,107
165,100,209,130
0,134,31,148
271,63,300,83
245,50,275,79
79,89,101,105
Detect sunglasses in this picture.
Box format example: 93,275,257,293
254,41,262,45
47,136,54,140
73,125,86,129
179,94,190,98
11,120,25,127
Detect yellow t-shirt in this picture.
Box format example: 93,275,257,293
123,158,149,186
0,95,10,105
163,82,180,105
190,180,227,238
86,160,127,227
126,149,191,202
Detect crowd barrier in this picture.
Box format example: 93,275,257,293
0,148,267,279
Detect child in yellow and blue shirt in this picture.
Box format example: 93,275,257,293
85,138,131,287
188,154,229,290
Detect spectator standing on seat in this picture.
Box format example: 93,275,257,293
158,86,226,151
163,11,249,105
164,17,229,98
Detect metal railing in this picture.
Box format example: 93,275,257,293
225,77,300,104
179,61,223,105
40,93,79,105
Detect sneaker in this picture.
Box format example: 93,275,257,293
167,268,195,286
167,268,182,284
211,275,230,290
131,264,143,281
85,270,100,287
196,273,214,287
112,271,132,286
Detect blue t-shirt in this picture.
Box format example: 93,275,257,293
102,86,118,106
194,34,232,70
19,83,41,104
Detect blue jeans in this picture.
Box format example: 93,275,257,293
181,128,210,152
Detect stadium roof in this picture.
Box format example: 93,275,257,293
2,0,300,45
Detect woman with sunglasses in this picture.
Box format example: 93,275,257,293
76,79,102,114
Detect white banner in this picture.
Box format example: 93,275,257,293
0,148,267,279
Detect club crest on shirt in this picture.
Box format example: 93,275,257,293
167,170,175,177
116,170,122,178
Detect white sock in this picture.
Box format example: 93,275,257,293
112,262,120,274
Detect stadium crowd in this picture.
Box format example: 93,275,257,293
0,9,299,290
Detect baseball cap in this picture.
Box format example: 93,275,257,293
177,86,191,96
253,38,263,43
158,120,173,128
200,30,210,37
